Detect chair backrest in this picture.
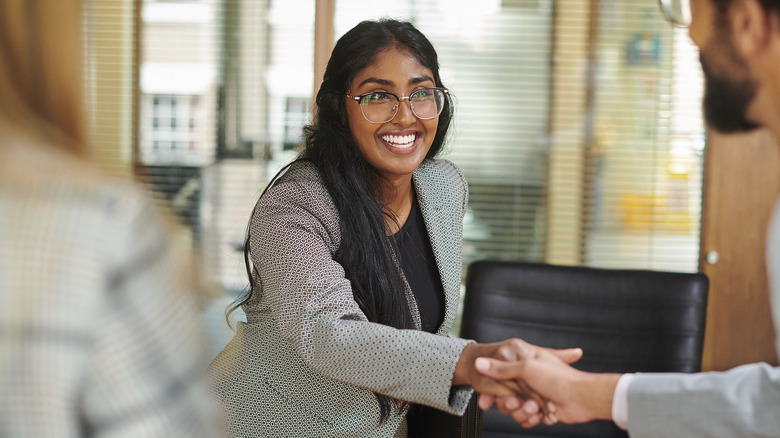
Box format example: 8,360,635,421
460,260,709,438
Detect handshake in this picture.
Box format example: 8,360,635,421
458,338,622,429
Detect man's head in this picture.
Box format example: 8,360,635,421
699,11,761,133
662,0,780,134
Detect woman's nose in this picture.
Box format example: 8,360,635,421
392,98,416,125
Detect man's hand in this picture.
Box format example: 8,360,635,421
474,339,619,428
460,338,582,427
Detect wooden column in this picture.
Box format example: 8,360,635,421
699,128,780,370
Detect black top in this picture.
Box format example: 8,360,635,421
391,195,445,333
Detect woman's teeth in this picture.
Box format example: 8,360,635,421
381,134,416,148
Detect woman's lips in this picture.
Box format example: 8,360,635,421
380,133,417,150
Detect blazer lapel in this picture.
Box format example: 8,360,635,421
413,163,463,336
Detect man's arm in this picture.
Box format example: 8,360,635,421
625,363,780,438
476,339,780,438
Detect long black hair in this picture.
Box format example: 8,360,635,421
230,18,453,422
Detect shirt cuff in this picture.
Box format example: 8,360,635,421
611,373,634,430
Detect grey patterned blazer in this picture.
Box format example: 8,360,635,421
209,158,474,437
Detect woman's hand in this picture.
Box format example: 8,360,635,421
453,339,521,392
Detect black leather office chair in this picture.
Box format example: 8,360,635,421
460,260,709,438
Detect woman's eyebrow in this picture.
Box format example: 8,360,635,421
357,77,392,87
356,75,434,88
409,75,434,85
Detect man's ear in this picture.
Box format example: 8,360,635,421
730,0,773,56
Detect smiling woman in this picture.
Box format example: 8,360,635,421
345,45,443,217
207,18,553,437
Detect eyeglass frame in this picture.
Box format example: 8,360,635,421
658,0,692,27
346,87,449,124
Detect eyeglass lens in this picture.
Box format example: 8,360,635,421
359,89,445,123
659,0,692,27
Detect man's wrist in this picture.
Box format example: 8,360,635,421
577,372,622,422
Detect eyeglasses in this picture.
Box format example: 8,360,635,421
346,87,449,124
658,0,692,27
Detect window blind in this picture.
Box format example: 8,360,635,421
83,0,137,177
559,0,704,271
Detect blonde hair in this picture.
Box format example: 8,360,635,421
0,0,88,155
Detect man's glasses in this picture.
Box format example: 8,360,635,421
658,0,692,27
346,87,449,124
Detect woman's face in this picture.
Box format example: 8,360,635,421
346,46,439,185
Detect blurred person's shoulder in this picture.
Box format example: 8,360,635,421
0,125,214,323
0,130,148,215
0,128,166,243
0,126,188,288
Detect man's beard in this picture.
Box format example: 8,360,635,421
700,48,760,133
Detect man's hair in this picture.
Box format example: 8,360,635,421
712,0,780,15
756,0,779,13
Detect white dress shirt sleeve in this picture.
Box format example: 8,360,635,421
611,373,634,430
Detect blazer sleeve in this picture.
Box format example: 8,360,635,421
247,167,472,415
626,362,780,438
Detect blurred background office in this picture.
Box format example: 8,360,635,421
85,0,777,371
